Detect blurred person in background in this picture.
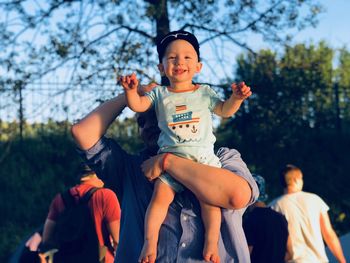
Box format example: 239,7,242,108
243,174,292,263
269,164,346,263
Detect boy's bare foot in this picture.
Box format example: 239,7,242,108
138,240,157,263
203,240,220,263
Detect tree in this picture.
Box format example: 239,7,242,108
0,0,323,122
218,42,340,150
337,48,350,131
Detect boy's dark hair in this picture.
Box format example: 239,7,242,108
156,30,200,63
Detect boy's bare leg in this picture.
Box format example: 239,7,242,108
200,202,221,263
139,179,175,263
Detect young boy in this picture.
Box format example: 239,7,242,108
119,30,251,263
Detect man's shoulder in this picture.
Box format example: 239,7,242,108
300,191,328,207
301,191,320,198
91,188,120,210
93,188,117,200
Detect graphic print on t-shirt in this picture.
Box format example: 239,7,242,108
168,102,201,143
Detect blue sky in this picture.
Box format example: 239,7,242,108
242,0,350,51
291,0,350,48
201,0,350,86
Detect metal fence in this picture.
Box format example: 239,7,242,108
0,82,122,123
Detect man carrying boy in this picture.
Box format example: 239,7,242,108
71,30,259,263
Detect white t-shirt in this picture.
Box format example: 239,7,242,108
269,191,329,263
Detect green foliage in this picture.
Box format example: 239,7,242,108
337,48,350,123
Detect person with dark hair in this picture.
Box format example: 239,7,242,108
71,69,259,261
269,164,346,263
41,164,121,263
119,29,252,263
243,175,292,263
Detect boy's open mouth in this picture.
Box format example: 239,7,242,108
174,69,185,74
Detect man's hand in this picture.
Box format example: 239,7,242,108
25,232,42,251
231,82,252,100
119,73,139,92
141,154,167,181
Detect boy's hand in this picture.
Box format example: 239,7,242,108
231,82,252,100
141,154,166,181
119,73,139,92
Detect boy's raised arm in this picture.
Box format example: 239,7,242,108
214,82,252,118
120,73,152,113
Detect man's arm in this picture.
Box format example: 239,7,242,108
285,235,293,261
71,94,127,150
42,219,56,245
71,81,158,150
320,211,346,263
141,151,255,209
107,220,120,251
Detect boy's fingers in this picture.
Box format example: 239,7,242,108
121,76,127,84
133,78,139,87
231,83,237,90
242,86,250,93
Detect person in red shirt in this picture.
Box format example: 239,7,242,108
42,164,121,263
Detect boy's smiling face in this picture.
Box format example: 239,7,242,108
158,39,202,89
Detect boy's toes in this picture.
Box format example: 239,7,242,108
210,254,220,263
203,253,211,262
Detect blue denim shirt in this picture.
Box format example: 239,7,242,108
79,137,259,262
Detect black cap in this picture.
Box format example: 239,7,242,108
156,30,200,63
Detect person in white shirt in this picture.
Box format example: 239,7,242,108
269,164,346,263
